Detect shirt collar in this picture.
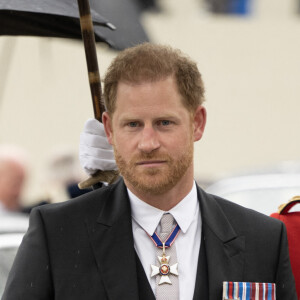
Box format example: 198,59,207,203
128,181,199,236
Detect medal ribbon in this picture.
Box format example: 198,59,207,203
149,223,181,248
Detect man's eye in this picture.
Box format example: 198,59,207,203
160,120,171,126
128,122,138,127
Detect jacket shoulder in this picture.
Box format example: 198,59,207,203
203,190,284,234
34,182,118,221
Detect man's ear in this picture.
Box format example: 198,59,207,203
193,106,207,142
102,112,114,145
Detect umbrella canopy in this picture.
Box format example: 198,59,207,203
89,0,150,50
0,0,149,50
0,0,115,46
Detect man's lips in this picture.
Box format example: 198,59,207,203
136,160,167,166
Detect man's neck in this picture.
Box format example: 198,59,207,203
125,174,195,211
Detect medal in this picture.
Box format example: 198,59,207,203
151,242,179,284
149,224,180,285
222,281,276,300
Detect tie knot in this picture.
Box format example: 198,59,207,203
160,213,174,235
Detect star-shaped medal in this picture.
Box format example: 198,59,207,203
151,254,178,285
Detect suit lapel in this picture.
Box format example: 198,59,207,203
85,181,245,300
86,180,140,300
193,233,209,300
135,253,156,300
197,187,245,300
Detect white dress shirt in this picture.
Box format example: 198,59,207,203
128,181,201,300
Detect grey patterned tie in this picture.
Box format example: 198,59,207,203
155,213,179,300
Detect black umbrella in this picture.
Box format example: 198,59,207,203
0,0,117,46
89,0,150,50
0,0,150,50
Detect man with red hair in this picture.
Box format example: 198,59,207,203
3,43,297,300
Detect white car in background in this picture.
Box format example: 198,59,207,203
0,214,29,298
205,162,300,216
0,213,29,234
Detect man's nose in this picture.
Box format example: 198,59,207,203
138,127,160,153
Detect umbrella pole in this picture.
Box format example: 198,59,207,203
77,0,105,121
77,0,119,188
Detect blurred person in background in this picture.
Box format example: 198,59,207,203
0,144,49,216
0,145,28,214
0,145,29,298
43,146,92,202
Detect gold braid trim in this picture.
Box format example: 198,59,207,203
278,195,300,214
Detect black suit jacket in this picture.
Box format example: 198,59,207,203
3,179,297,299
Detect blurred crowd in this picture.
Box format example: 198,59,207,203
0,144,91,218
0,145,28,215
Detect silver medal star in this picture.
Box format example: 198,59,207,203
151,254,178,285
